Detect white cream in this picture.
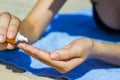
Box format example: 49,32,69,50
16,32,28,42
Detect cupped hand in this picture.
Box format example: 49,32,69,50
18,38,94,73
0,12,20,50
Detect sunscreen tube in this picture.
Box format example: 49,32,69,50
6,32,28,44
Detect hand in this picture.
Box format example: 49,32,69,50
18,38,94,73
0,12,20,50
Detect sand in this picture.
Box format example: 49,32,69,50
0,0,91,80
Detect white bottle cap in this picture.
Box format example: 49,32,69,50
16,32,28,42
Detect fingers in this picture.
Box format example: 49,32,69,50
7,16,20,39
50,38,92,61
18,42,64,69
0,12,20,50
18,42,84,73
57,58,84,73
0,42,15,50
50,50,70,60
0,12,20,41
18,43,66,69
18,42,51,62
50,44,80,61
0,43,15,50
0,12,11,42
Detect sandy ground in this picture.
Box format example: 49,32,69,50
0,0,91,80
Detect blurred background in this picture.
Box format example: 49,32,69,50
0,0,91,19
0,0,91,80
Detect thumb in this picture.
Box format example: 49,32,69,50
50,49,79,61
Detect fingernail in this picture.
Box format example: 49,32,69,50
8,30,15,39
0,34,4,42
51,53,59,59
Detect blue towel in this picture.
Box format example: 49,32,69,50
0,8,120,80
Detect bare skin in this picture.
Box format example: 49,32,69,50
0,12,20,50
18,38,93,73
1,0,120,49
18,0,120,73
0,0,66,50
18,38,120,73
20,0,66,43
1,0,120,74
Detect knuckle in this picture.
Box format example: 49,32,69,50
1,12,10,15
10,18,20,27
0,12,10,18
0,12,11,27
11,18,19,23
12,16,20,22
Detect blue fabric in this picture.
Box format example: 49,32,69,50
0,8,120,80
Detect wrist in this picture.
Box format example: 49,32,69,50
77,38,95,57
90,40,104,57
89,39,99,57
86,38,95,57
